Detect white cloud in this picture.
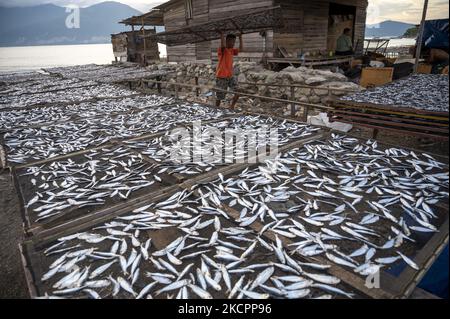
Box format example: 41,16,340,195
368,0,449,24
1,0,449,23
0,0,165,11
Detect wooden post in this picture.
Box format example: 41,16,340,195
414,0,429,73
373,128,379,140
290,85,296,117
195,76,199,97
303,105,309,122
142,18,147,66
156,76,162,94
261,31,268,65
327,84,334,107
131,25,136,62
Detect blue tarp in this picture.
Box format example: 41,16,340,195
422,19,449,50
387,244,449,299
418,244,449,299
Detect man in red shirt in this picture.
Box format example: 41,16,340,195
216,33,243,109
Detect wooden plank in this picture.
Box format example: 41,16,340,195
329,113,449,134
333,100,449,120
409,287,441,299
10,168,32,234
349,131,450,162
266,56,353,66
19,242,40,298
18,243,37,298
331,118,449,140
0,143,5,169
417,64,433,74
330,109,449,127
360,67,394,88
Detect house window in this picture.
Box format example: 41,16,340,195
185,0,193,20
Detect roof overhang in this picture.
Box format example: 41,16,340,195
144,6,283,46
153,0,183,11
120,10,164,26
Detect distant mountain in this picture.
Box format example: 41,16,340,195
0,1,144,46
366,20,416,38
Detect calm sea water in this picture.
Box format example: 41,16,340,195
0,43,168,73
366,38,416,47
0,40,413,74
0,43,115,73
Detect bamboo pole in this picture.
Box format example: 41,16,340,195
239,81,360,93
414,0,429,73
140,79,332,111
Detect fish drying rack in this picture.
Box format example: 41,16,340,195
16,131,449,300
329,99,449,141
0,65,448,299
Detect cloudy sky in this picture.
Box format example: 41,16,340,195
0,0,448,24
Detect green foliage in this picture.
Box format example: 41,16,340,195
403,26,419,38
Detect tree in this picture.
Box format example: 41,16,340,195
403,26,419,38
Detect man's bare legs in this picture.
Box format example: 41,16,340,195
215,96,238,109
230,94,239,110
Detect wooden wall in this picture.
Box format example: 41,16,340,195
354,1,368,54
273,0,368,56
193,0,211,60
112,31,159,63
273,0,304,56
163,1,195,62
209,0,274,61
163,0,212,61
210,31,274,62
161,0,368,62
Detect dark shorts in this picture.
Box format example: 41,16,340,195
216,77,238,100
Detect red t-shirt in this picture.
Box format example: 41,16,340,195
216,48,239,79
